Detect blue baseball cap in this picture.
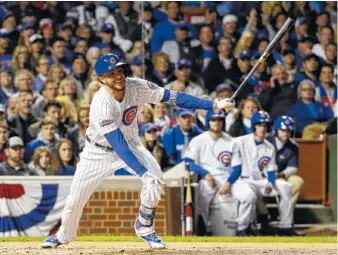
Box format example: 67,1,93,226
295,17,307,27
175,59,191,69
177,109,194,117
17,22,35,32
131,55,142,66
101,23,114,33
0,28,10,38
303,52,318,62
216,83,232,93
140,1,153,11
144,123,157,133
251,50,261,60
175,21,189,30
239,50,251,60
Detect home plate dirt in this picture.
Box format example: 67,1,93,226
0,242,336,255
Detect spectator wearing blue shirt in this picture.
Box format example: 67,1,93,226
33,55,50,93
0,28,13,69
288,79,334,137
52,138,76,176
290,18,308,49
161,109,203,164
0,68,16,105
295,52,320,84
48,37,72,73
295,36,315,69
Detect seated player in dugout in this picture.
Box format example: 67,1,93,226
183,111,257,236
235,111,300,236
256,116,304,235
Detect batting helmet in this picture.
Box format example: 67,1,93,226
205,111,225,129
273,115,295,134
251,111,271,127
95,53,128,76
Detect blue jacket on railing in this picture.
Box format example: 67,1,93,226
161,124,203,165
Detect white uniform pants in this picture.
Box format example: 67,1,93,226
244,178,293,228
56,141,162,243
198,176,257,231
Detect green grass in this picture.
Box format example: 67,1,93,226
0,236,336,243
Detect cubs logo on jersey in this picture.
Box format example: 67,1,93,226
258,156,270,171
122,106,138,126
218,151,232,167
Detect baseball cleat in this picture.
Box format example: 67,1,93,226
134,219,166,249
41,234,62,248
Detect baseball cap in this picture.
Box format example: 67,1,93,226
39,18,53,30
239,50,251,60
177,109,194,117
209,112,225,120
17,22,35,32
222,14,238,24
29,33,43,44
295,17,307,27
0,28,10,38
175,59,192,69
251,50,261,60
282,47,295,56
131,55,142,66
2,11,14,21
0,104,5,112
59,22,73,31
101,23,114,33
299,36,315,44
72,53,86,62
175,21,189,30
144,123,157,133
8,136,24,148
303,52,318,62
140,1,153,12
216,83,232,93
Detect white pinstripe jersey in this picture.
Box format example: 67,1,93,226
235,133,277,180
86,77,165,147
183,131,241,176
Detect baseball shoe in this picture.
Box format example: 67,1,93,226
41,234,62,248
236,229,249,237
277,228,300,236
134,219,166,249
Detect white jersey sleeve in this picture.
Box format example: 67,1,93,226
91,96,120,136
266,149,278,172
134,78,165,105
231,141,242,167
183,136,200,161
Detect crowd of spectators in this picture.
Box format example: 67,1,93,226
0,1,336,176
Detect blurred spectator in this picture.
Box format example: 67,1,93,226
295,52,320,83
8,92,37,145
51,138,76,175
0,136,34,175
288,79,334,137
203,36,239,94
95,23,115,49
86,47,100,69
194,94,211,131
1,12,19,53
257,38,276,68
281,47,299,83
228,97,261,137
33,55,50,93
85,67,98,88
71,53,88,99
125,40,143,63
295,36,314,69
0,29,12,66
100,41,125,59
141,123,172,170
315,64,337,114
6,95,18,118
312,25,334,60
161,21,200,71
14,69,40,101
0,105,6,123
12,45,32,73
68,105,90,154
29,101,68,139
17,22,35,49
150,52,171,87
75,2,101,30
324,42,337,83
130,55,143,79
28,146,52,176
259,64,298,120
234,31,255,58
74,39,89,55
0,121,9,163
105,2,138,52
24,116,58,162
138,103,154,135
39,18,54,47
85,80,101,104
153,102,175,134
76,24,96,46
57,22,73,45
47,63,66,86
192,24,215,73
42,2,66,25
0,68,16,104
315,11,331,41
218,14,240,45
195,6,220,32
165,59,204,98
161,109,203,164
49,37,71,71
248,51,269,96
290,18,308,48
31,80,58,120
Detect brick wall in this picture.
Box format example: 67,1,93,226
78,190,167,235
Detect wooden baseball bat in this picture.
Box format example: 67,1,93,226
228,17,295,102
185,164,192,204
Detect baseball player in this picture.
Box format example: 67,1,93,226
41,53,234,249
184,111,257,236
235,111,299,236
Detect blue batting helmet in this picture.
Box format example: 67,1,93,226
205,111,225,129
95,53,127,76
251,111,271,127
273,116,294,134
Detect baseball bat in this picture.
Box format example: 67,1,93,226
185,164,192,204
229,17,295,101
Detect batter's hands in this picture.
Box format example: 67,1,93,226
277,172,286,179
264,183,273,194
218,182,231,195
205,173,216,188
213,98,235,113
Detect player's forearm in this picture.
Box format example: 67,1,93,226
161,90,213,111
105,130,147,176
227,165,242,184
184,158,209,177
281,166,297,178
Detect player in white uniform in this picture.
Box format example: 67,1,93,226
236,110,299,236
184,111,256,236
41,54,235,249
